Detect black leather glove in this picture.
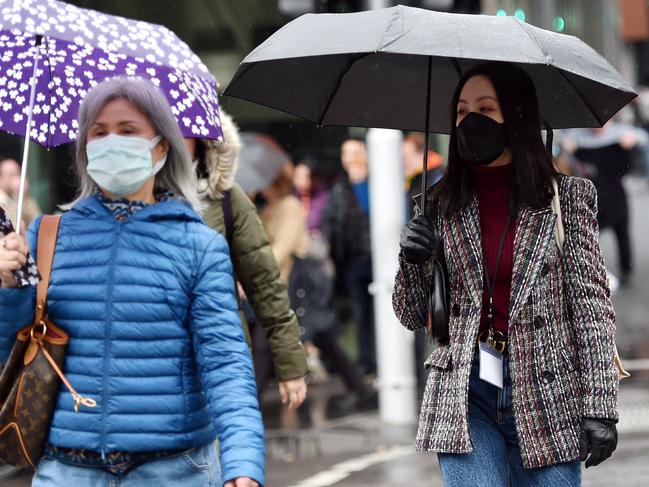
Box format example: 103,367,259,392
400,215,440,264
579,418,618,468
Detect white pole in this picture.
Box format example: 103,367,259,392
16,35,43,235
367,128,417,425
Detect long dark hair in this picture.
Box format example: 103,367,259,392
433,62,558,217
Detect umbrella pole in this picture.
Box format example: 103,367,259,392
419,56,433,217
16,35,43,236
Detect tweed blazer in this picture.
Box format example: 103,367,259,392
392,176,618,469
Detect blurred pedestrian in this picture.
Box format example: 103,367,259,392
294,157,331,233
632,85,649,183
402,132,444,220
291,159,376,410
0,78,264,487
185,111,309,411
257,164,309,285
0,156,42,229
394,62,619,486
562,122,646,286
322,138,375,375
257,163,374,409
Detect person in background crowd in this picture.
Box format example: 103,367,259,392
322,138,375,375
291,158,376,410
294,157,331,233
402,132,445,220
631,85,649,184
561,122,646,286
0,156,42,229
257,164,309,286
185,110,309,411
0,78,264,487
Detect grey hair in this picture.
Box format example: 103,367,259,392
63,77,205,213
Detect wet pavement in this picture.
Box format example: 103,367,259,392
263,381,649,486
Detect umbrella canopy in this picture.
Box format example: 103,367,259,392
225,5,636,133
235,133,291,194
0,0,222,147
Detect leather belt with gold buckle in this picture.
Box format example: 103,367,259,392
478,330,507,354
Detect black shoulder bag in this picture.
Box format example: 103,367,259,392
414,191,450,345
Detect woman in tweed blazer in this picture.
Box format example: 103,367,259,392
393,62,619,487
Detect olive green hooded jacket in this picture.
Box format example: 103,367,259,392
200,112,308,381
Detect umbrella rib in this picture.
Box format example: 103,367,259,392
317,53,370,127
223,62,255,97
450,58,462,76
556,68,603,126
514,19,547,63
516,19,603,126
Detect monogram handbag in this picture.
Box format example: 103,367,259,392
0,216,96,468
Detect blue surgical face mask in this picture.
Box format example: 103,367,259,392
86,134,167,197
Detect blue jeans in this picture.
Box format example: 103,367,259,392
438,352,581,487
32,444,221,487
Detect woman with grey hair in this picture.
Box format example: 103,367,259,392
0,78,264,487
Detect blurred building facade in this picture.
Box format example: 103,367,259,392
0,0,640,211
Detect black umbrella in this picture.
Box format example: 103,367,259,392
224,5,637,213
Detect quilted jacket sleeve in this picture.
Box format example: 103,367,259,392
561,177,618,420
229,185,308,382
0,217,41,362
189,230,265,485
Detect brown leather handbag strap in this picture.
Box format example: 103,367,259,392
34,215,61,324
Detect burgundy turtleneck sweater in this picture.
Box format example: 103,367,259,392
471,163,515,336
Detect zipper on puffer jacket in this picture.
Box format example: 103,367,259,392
100,220,122,460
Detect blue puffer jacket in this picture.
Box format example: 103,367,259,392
0,196,265,485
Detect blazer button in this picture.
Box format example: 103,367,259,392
452,304,461,317
541,371,555,384
541,263,550,277
534,316,545,329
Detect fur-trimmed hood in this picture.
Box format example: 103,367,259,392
199,110,241,200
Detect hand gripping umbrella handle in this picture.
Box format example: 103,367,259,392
16,35,43,235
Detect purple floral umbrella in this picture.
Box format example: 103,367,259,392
0,0,223,229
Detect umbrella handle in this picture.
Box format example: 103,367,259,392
16,35,43,236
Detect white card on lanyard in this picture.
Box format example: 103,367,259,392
479,341,504,388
